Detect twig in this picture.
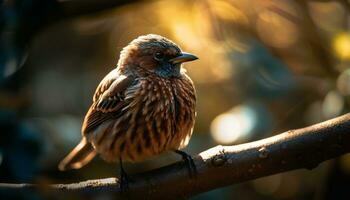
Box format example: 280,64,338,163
1,114,350,199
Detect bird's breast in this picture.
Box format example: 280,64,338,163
93,74,196,163
125,75,195,160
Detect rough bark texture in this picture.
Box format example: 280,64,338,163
1,114,350,199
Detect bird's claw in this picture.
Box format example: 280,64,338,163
119,168,130,192
119,158,130,193
174,150,197,178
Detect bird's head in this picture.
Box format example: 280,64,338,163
117,34,198,78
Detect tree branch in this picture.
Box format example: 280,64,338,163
1,114,350,199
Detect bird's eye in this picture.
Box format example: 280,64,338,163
154,52,164,61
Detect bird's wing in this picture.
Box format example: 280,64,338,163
82,69,134,134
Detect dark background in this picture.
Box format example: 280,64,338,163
1,0,350,199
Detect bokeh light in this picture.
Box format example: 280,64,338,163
210,105,257,144
309,2,345,32
208,0,249,25
4,59,17,78
322,90,344,119
333,32,350,60
337,69,350,96
256,9,299,48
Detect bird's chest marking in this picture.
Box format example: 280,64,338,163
135,78,189,128
120,77,194,156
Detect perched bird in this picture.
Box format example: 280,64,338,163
58,34,198,184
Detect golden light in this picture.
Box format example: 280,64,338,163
333,32,350,60
172,22,202,50
256,9,299,48
209,0,249,25
322,90,344,119
155,0,201,50
309,2,345,32
153,0,236,83
210,105,257,144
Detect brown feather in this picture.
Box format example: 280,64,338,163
59,34,197,169
82,70,134,135
58,138,96,171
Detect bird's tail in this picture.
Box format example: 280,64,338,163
58,138,96,171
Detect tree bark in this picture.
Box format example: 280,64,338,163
1,114,350,199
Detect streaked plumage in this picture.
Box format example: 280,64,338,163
59,34,198,171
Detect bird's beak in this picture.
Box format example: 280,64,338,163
170,52,198,64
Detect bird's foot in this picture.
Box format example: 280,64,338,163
119,158,130,193
119,167,130,192
174,150,197,178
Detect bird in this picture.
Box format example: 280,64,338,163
58,34,198,187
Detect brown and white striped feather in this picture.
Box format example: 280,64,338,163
82,69,196,163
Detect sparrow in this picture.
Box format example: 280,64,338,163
58,34,198,187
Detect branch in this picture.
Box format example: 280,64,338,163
1,114,350,199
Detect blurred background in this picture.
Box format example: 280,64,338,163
1,0,350,199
